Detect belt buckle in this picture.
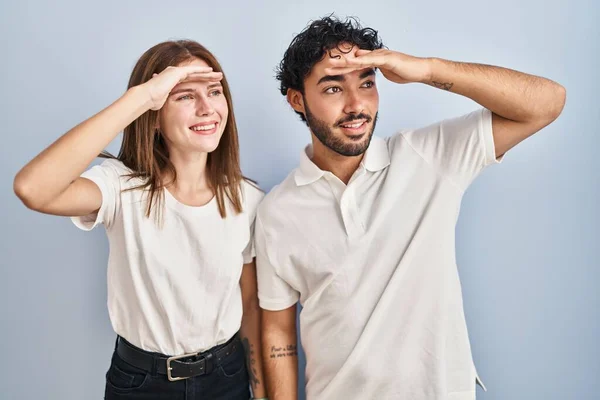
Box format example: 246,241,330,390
166,351,199,382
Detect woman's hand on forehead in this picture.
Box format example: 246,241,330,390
144,65,223,111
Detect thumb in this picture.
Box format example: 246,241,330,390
355,49,372,56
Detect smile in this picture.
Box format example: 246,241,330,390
189,122,218,135
338,120,369,133
339,121,366,129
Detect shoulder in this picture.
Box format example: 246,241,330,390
393,108,488,143
256,170,300,225
89,158,134,178
82,158,145,192
97,158,131,172
240,178,265,215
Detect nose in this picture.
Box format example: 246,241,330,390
195,94,215,117
343,88,364,115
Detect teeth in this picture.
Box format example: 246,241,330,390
341,122,363,128
191,123,216,131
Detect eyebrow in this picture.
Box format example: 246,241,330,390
170,88,195,96
317,68,376,85
359,69,376,79
317,74,345,85
170,83,223,96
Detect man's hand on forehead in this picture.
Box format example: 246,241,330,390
324,48,432,85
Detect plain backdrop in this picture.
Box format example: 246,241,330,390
1,1,598,399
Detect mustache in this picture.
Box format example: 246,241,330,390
336,113,372,126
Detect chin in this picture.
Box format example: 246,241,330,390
194,142,220,154
204,144,221,153
190,134,223,153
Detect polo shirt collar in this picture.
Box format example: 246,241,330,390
294,136,390,186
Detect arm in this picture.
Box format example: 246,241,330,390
239,260,267,399
326,49,566,157
425,58,566,157
262,305,298,400
13,65,220,215
13,87,149,215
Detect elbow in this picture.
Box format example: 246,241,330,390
13,172,43,210
530,83,566,130
551,83,567,120
242,295,261,318
544,83,567,123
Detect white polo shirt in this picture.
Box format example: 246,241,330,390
256,108,500,399
72,159,264,356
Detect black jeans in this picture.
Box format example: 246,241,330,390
104,336,250,400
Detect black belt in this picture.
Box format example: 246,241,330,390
116,334,241,381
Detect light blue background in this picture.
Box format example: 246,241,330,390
1,1,597,399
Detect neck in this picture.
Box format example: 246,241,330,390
311,139,363,185
164,147,211,196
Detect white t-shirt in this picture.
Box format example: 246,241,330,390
256,109,500,400
72,159,264,356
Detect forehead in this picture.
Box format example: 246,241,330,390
178,57,211,69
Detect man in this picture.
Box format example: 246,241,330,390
255,16,565,400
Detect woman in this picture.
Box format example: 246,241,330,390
14,40,267,400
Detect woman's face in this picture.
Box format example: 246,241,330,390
158,57,229,155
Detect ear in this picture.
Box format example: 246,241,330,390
287,89,305,115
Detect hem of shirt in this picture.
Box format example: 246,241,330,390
242,246,255,264
447,390,477,400
258,295,299,311
475,373,487,391
70,175,108,231
480,108,504,165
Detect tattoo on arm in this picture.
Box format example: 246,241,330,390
432,81,454,91
241,337,260,386
269,344,298,359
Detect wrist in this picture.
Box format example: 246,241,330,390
419,57,437,84
127,84,154,112
252,390,268,399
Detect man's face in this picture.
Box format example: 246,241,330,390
289,43,379,157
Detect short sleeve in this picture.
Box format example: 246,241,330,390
71,159,123,230
398,108,501,190
241,181,265,264
254,213,300,311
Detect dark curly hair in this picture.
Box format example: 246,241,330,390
276,15,384,121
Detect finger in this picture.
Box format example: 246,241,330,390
356,52,388,68
156,65,213,78
324,66,364,76
328,55,365,65
355,49,372,56
333,57,373,70
183,71,224,82
178,65,214,74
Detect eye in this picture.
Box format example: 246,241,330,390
176,94,193,101
324,86,342,94
361,80,375,88
209,89,222,97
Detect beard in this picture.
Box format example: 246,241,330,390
304,98,378,157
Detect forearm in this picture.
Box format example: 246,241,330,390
425,57,566,123
262,324,298,399
240,303,267,398
14,85,152,207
